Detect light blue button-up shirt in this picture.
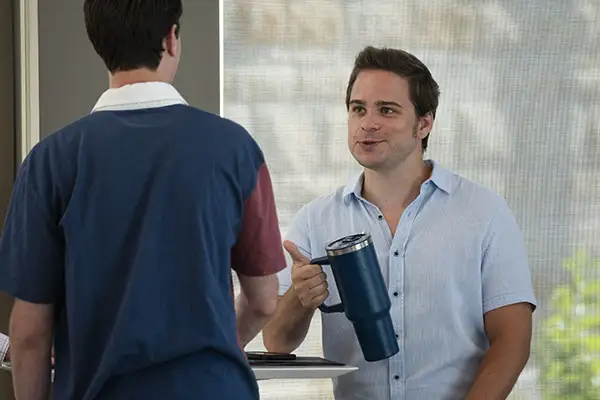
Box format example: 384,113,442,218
278,160,537,400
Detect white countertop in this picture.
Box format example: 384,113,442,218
253,364,357,380
1,361,357,381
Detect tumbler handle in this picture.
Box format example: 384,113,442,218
310,256,344,314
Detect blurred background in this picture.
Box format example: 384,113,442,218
223,0,600,399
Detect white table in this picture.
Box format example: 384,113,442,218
2,361,357,381
253,364,357,380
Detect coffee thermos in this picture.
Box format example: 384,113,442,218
310,233,399,362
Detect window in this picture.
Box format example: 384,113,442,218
223,1,600,398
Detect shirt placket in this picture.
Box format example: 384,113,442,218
364,202,396,397
388,187,430,400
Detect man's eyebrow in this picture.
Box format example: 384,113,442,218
348,99,403,108
375,100,403,108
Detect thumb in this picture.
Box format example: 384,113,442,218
283,240,310,264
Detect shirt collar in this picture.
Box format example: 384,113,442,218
342,159,454,203
91,82,187,113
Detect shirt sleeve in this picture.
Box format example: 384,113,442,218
481,199,537,314
230,161,286,277
277,204,312,296
0,333,9,363
0,154,65,304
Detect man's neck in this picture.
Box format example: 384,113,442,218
108,69,170,89
361,156,432,213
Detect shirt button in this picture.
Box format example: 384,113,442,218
377,215,383,220
393,250,399,257
394,375,400,380
393,292,398,297
395,333,399,339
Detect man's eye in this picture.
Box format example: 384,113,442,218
352,106,365,113
380,107,395,114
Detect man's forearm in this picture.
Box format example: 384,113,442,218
235,293,273,348
466,338,530,400
11,339,53,400
262,288,315,353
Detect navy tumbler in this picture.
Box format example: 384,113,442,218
311,233,399,362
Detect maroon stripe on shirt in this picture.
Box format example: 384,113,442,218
231,162,285,277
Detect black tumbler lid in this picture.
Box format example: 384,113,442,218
325,233,372,256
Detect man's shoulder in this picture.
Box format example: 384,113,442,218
449,170,513,215
181,106,253,137
25,117,90,165
295,185,349,225
303,185,348,211
26,112,113,167
181,107,262,158
36,111,118,148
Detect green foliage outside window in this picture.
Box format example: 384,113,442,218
537,250,600,400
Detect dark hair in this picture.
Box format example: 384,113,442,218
346,46,440,152
84,0,183,72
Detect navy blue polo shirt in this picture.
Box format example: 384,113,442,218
0,89,285,399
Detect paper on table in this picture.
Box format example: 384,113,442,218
0,333,9,363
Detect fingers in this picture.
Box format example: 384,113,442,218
310,289,330,308
292,263,324,282
296,282,329,310
283,240,310,264
293,271,329,310
295,270,327,292
285,240,330,309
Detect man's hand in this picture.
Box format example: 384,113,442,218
262,241,325,353
285,240,329,310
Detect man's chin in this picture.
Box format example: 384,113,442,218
350,149,389,169
355,158,387,171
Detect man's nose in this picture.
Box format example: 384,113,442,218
361,114,381,132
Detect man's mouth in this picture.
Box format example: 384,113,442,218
359,140,383,145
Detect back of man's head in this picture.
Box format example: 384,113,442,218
83,0,183,73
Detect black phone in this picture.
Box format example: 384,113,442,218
245,351,297,361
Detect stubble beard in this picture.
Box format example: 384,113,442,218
355,123,421,172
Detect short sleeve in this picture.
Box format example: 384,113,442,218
230,160,286,277
0,159,65,304
277,204,312,296
481,200,537,314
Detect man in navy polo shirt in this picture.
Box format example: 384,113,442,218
0,1,285,399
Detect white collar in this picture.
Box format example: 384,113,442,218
91,82,187,113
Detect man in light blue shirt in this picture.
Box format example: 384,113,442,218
263,46,537,400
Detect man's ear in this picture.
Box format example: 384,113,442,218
417,113,434,140
164,24,179,57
